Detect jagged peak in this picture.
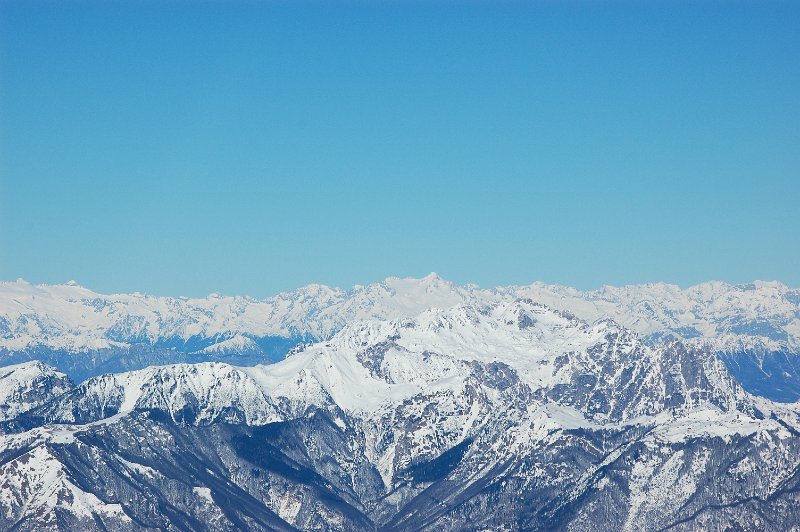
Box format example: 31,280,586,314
36,362,281,426
421,271,444,283
0,359,64,376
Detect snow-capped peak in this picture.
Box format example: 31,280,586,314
245,300,751,423
195,334,260,355
34,363,281,426
0,361,72,421
1,275,798,387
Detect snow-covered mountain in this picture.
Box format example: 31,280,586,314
2,275,797,352
2,274,798,400
513,279,800,342
14,362,283,428
2,300,800,530
242,300,750,421
0,361,72,421
0,274,473,351
0,274,483,380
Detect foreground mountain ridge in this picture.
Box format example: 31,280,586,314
2,298,800,530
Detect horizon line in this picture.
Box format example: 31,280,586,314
0,274,795,301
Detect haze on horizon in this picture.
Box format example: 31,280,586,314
1,1,798,297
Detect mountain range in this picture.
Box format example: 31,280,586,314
1,275,800,530
2,274,798,400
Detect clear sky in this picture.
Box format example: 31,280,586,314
1,1,798,297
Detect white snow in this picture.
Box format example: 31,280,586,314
1,286,799,521
2,275,800,525
46,363,283,426
192,486,213,503
0,361,71,421
196,334,260,355
1,274,796,354
0,445,131,523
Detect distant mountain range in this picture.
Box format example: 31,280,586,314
2,275,798,399
1,275,800,530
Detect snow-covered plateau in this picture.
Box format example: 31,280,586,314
1,276,800,530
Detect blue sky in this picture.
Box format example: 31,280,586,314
1,1,798,297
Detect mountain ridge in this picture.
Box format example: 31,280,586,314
2,298,800,530
2,274,798,402
2,273,797,348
